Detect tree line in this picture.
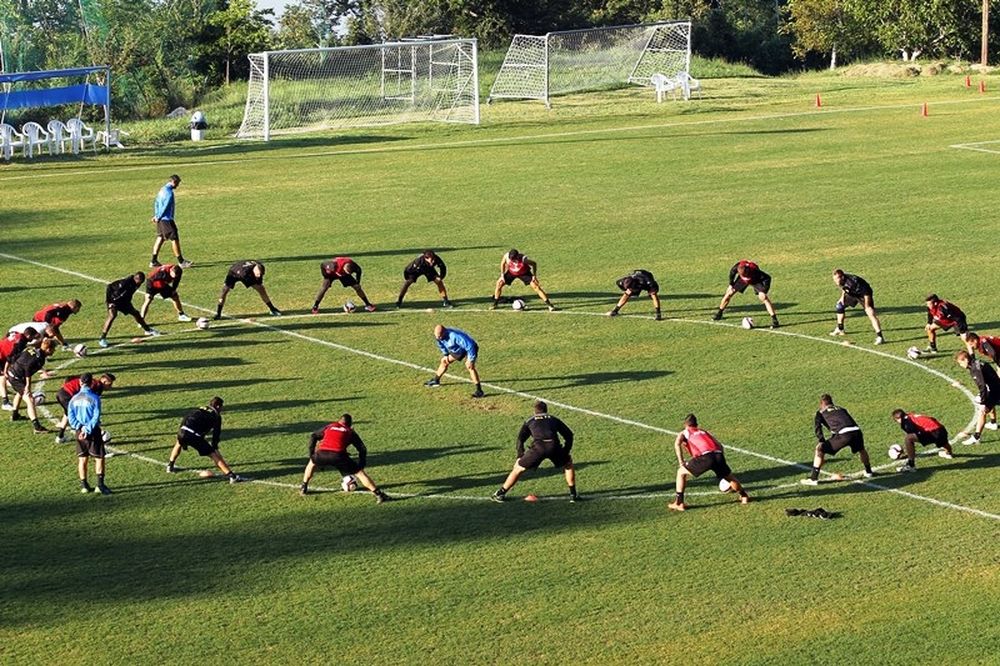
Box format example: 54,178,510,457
0,0,995,119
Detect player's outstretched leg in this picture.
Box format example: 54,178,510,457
714,286,737,320
491,278,505,310
492,463,527,502
723,474,750,504
354,470,389,504
252,285,281,316
801,444,825,486
352,285,375,311
668,466,690,511
312,279,333,313
397,279,415,307
434,278,451,308
563,458,579,502
530,279,557,311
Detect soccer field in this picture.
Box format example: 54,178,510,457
2,75,1000,664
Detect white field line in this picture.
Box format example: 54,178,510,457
5,252,997,519
950,139,1000,155
1,95,997,183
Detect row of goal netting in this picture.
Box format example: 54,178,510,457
488,21,692,106
237,37,479,141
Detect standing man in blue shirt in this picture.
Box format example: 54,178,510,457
150,175,192,269
425,324,484,398
68,381,112,495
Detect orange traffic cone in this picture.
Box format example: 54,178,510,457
921,102,928,117
980,80,987,93
965,75,972,87
815,93,822,108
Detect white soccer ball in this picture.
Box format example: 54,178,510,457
32,391,46,406
196,317,211,330
718,479,732,493
101,429,112,444
512,298,526,311
741,316,754,330
341,475,358,492
344,300,357,313
888,444,904,460
906,347,922,360
73,343,87,358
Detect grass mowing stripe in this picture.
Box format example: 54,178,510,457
5,251,996,521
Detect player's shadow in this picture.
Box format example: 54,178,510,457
716,301,799,313
233,457,306,481
409,460,607,495
104,355,251,372
0,283,78,294
489,370,672,391
112,377,292,397
267,320,395,333
369,444,495,467
224,420,327,440
260,245,504,264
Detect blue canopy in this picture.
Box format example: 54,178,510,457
1,83,109,110
0,66,108,85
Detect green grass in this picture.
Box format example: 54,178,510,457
2,72,1000,664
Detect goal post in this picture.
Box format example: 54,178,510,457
237,37,480,141
488,21,691,105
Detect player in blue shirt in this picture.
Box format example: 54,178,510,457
68,383,112,495
424,325,484,398
150,174,191,269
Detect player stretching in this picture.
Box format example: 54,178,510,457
397,250,451,308
608,269,661,320
300,413,389,503
492,401,579,503
68,380,112,495
6,338,57,433
99,272,158,347
713,260,779,328
492,249,557,311
802,394,873,485
954,350,1000,445
150,174,191,268
925,294,967,353
668,415,750,511
140,264,191,323
167,397,247,482
33,300,82,348
0,326,38,411
830,269,884,344
312,257,375,314
424,324,484,398
891,409,953,472
215,260,281,319
54,373,116,443
962,331,1000,366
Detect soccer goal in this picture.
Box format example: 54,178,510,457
237,37,480,140
488,21,691,106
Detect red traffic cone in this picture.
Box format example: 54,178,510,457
815,93,822,108
921,102,928,117
965,75,972,88
980,80,987,93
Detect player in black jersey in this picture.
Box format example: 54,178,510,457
215,260,281,319
7,338,58,433
491,401,579,502
99,271,158,347
397,250,451,308
166,396,246,482
954,350,1000,445
830,269,884,344
607,269,661,320
802,394,873,485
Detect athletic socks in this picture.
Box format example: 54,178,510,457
80,479,92,493
609,306,620,316
654,308,662,321
215,302,223,318
675,492,684,504
810,467,821,481
836,324,845,331
97,474,105,485
568,484,577,498
770,315,780,328
166,461,176,473
712,309,723,320
864,464,873,475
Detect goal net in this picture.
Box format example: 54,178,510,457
237,37,480,140
488,21,691,106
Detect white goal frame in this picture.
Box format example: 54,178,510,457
488,21,692,106
238,37,480,141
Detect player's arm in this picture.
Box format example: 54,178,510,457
556,418,574,453
152,191,167,222
728,264,739,286
351,432,367,469
673,433,687,466
984,340,999,362
436,338,449,355
352,264,362,282
47,323,66,345
82,398,100,435
211,414,222,447
308,428,324,456
926,308,934,326
516,423,530,458
814,411,827,442
436,257,447,280
525,258,538,275
499,256,508,275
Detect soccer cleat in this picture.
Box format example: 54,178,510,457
149,260,161,268
374,490,389,504
924,346,938,354
961,435,980,446
897,463,916,473
986,422,999,431
711,311,723,321
177,313,192,322
800,478,819,486
654,312,662,321
1,400,11,411
471,388,485,399
547,304,559,312
98,337,109,348
179,260,193,269
938,450,954,459
364,305,376,313
229,474,248,484
829,328,846,337
145,328,161,337
862,470,874,478
424,378,440,388
442,299,453,308
667,501,686,512
96,484,113,496
80,483,93,494
569,494,580,503
311,307,319,315
213,313,223,320
33,422,49,434
606,309,619,317
740,495,751,505
491,489,506,503
269,308,283,317
769,317,780,329
11,412,23,421
489,303,498,311
875,334,886,345
54,433,65,444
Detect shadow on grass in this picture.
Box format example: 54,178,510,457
261,245,505,265
490,370,673,391
411,459,608,495
112,377,292,397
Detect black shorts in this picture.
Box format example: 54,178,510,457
156,220,179,241
404,266,438,283
844,293,874,309
322,266,358,288
503,271,534,286
617,277,659,295
56,389,73,413
6,373,27,396
107,299,139,316
518,440,570,470
311,449,361,475
732,275,770,295
683,451,732,479
225,273,261,290
76,427,106,458
821,430,865,455
178,429,217,456
938,318,969,335
911,428,949,447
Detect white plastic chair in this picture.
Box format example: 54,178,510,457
65,118,96,154
96,127,130,149
0,123,25,161
677,72,702,100
650,73,679,103
46,119,70,154
20,122,50,158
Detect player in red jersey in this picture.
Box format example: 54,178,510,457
491,249,557,311
891,409,953,472
54,372,116,444
312,257,375,314
668,414,749,511
925,294,967,353
962,331,1000,366
713,260,779,328
139,264,190,323
0,327,39,411
33,300,82,347
299,413,389,502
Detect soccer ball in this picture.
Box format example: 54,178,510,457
32,391,45,405
888,444,904,460
198,469,214,479
101,429,112,444
741,317,754,330
718,479,732,493
341,475,358,492
196,317,211,330
512,298,526,311
906,347,922,360
73,343,87,358
344,300,357,313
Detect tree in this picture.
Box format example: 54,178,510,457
276,3,320,49
207,0,273,84
851,0,979,61
783,0,867,68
